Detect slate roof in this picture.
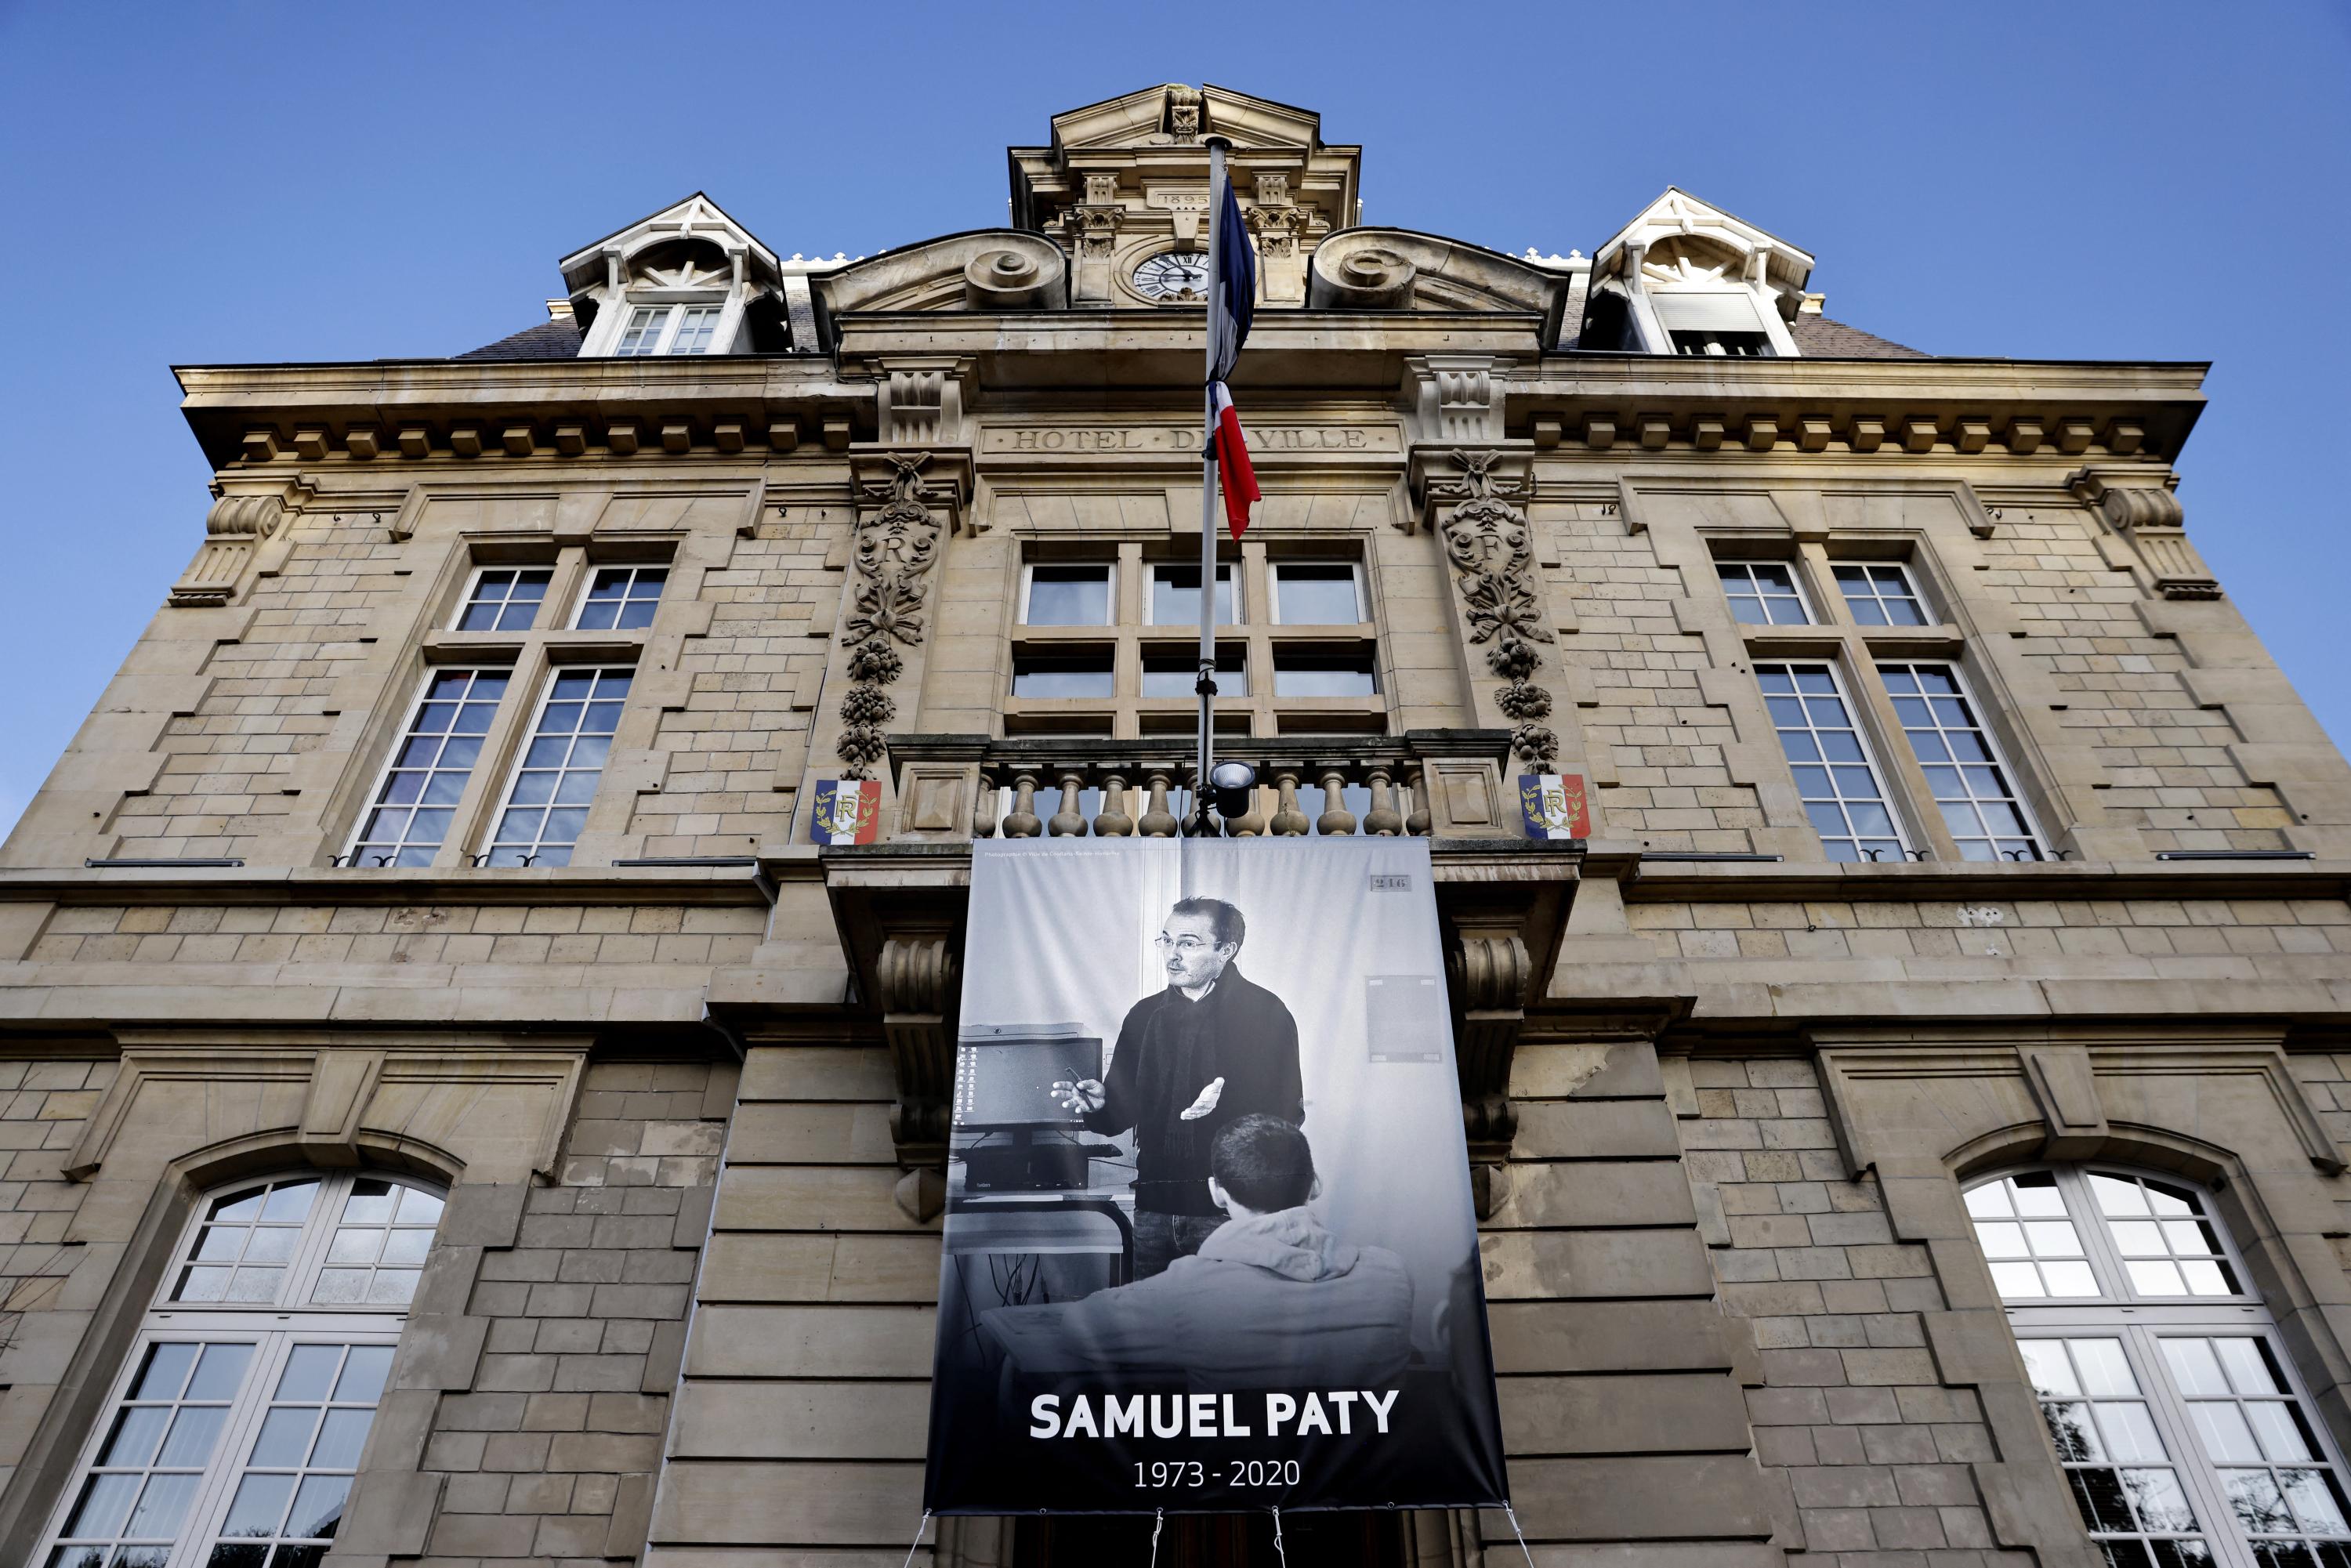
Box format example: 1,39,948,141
450,311,1929,361
1787,313,1926,359
456,320,585,360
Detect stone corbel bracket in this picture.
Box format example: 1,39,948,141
874,357,977,450
1434,843,1578,1218
2068,465,2220,599
171,478,317,607
1400,354,1516,452
819,843,972,1218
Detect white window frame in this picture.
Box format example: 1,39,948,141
1017,562,1118,628
34,1172,439,1568
1755,660,1914,863
1972,1167,2351,1567
1266,561,1367,627
1879,661,2049,863
1832,559,1932,627
480,665,634,867
1141,561,1241,627
342,666,513,869
608,299,728,357
1715,559,1815,626
451,564,554,634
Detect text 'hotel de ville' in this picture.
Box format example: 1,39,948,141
5,81,2351,1568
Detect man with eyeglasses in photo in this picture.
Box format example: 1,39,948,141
1053,896,1302,1279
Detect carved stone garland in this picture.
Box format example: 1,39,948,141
835,452,945,779
1431,451,1559,768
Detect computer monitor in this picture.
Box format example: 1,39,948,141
954,1023,1105,1129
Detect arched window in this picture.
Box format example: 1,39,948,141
1967,1167,2351,1567
38,1171,445,1568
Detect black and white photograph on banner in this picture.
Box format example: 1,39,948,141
923,835,1509,1518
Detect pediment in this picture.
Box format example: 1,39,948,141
1310,229,1577,338
558,193,779,297
1593,188,1814,295
1038,81,1324,154
815,231,1069,317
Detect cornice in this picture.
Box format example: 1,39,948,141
176,324,2211,473
1613,856,2351,903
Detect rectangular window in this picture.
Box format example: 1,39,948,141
1011,654,1114,699
347,669,509,867
1147,563,1237,626
1270,563,1365,625
455,567,551,632
1273,651,1378,698
1142,650,1246,698
205,1340,393,1567
1022,565,1114,626
484,668,630,867
1835,563,1929,626
613,306,669,356
572,566,668,631
1717,561,1811,625
1879,663,2044,861
1655,291,1777,357
49,1339,257,1568
668,304,722,355
1757,662,1907,862
2158,1335,2351,1555
2018,1336,2213,1562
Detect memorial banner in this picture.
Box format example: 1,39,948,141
923,836,1509,1515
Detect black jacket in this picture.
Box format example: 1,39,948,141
1085,963,1304,1215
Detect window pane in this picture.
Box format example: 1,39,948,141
53,1341,253,1559
204,1343,389,1561
1758,663,1902,862
1717,562,1811,626
455,567,552,632
1026,566,1113,626
1878,662,2044,861
668,304,721,355
348,672,507,868
482,671,631,868
2026,1337,2217,1562
1273,652,1378,698
1150,563,1236,625
1833,563,1929,626
306,1182,447,1307
1141,650,1245,699
572,566,668,631
1011,654,1114,699
1272,564,1363,625
613,305,670,356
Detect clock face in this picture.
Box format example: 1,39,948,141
1133,251,1211,300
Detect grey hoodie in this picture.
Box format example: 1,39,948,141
982,1207,1415,1392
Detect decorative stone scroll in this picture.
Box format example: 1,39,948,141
835,453,947,779
170,487,299,607
1428,451,1559,770
2070,467,2220,599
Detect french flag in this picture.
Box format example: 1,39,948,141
1209,382,1259,541
1207,168,1259,539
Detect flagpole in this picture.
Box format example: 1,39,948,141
1194,134,1230,835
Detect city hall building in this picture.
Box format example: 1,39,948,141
3,80,2350,1568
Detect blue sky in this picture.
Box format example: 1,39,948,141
1,2,2347,840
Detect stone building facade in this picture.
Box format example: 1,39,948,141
2,81,2349,1568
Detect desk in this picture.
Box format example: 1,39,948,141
946,1191,1134,1284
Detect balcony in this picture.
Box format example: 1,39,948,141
883,730,1532,842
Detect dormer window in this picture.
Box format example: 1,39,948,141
1583,190,1811,359
560,196,788,359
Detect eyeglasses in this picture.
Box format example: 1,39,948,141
1153,935,1215,954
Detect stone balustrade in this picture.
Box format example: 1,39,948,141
883,732,1522,842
